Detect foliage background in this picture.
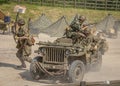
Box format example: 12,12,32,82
0,2,120,23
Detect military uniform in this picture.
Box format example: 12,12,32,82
70,16,88,31
15,19,33,68
66,16,89,44
70,19,81,32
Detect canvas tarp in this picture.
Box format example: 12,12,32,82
40,16,69,37
95,14,117,32
29,14,52,35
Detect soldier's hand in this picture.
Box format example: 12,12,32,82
81,26,88,30
94,45,98,50
15,36,19,40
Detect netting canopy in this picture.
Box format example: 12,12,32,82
95,14,117,32
69,14,79,25
40,16,69,37
29,14,52,35
114,20,120,31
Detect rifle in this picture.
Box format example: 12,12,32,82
12,12,20,43
27,18,31,34
15,12,19,32
86,22,97,26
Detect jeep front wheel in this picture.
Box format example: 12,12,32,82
30,57,44,80
68,60,85,83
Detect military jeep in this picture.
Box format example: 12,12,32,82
30,36,107,83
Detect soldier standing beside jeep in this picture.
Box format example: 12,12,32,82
15,19,34,68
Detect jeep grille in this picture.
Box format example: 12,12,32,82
44,47,65,63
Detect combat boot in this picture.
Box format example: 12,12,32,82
17,64,26,68
17,57,27,68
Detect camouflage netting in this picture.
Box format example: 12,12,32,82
114,20,120,31
69,14,80,25
95,14,119,32
29,14,52,35
40,16,69,37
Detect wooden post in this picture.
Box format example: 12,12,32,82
95,0,97,10
53,0,55,6
74,0,76,8
105,0,107,10
30,0,32,4
41,0,43,6
63,0,66,8
84,0,86,9
116,0,118,11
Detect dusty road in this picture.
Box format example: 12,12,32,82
0,33,120,86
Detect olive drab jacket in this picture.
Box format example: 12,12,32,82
70,19,88,32
16,27,33,56
70,20,81,32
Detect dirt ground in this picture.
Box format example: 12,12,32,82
0,32,120,86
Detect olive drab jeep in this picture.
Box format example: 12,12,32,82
30,35,108,83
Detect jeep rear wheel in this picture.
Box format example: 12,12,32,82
68,60,85,83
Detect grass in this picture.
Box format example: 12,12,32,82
0,2,120,23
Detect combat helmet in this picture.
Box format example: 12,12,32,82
79,15,86,21
17,19,25,26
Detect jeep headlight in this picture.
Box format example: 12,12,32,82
39,47,46,53
65,49,71,55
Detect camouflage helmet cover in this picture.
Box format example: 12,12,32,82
79,15,86,21
17,19,25,26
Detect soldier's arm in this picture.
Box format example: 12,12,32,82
15,35,29,40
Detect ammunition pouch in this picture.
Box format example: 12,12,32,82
27,37,35,46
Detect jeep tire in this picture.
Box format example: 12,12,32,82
68,60,85,83
30,56,44,80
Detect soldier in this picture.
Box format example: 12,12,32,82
78,15,88,28
69,15,87,32
68,16,89,43
70,18,80,32
15,19,34,68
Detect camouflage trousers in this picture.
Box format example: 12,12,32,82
16,49,32,63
